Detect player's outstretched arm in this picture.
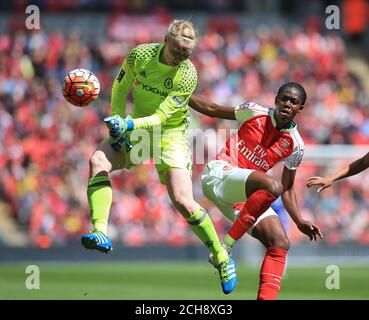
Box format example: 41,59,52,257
306,151,369,192
189,94,236,120
281,166,323,241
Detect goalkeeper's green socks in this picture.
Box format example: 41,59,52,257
186,208,229,265
87,176,112,235
223,234,236,249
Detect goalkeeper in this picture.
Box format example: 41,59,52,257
81,19,237,294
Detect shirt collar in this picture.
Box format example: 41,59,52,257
156,44,180,70
272,109,297,132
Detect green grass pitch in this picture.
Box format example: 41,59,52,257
0,262,368,300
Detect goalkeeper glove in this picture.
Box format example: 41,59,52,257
103,115,134,137
104,115,134,152
109,135,132,152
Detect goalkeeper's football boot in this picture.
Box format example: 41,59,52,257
208,243,237,294
217,258,238,294
81,231,113,253
208,242,232,268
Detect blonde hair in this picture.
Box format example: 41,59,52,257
167,19,199,44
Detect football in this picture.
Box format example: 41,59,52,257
62,68,100,107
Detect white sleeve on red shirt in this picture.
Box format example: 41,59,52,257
284,131,304,170
234,102,269,124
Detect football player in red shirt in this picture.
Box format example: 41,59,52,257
189,82,323,300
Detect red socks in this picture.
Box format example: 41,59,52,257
257,247,288,300
228,189,277,241
225,190,285,299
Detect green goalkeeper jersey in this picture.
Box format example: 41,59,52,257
111,43,197,133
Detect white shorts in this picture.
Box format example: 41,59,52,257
201,160,278,234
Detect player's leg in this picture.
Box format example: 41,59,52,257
224,170,283,249
201,160,252,257
82,139,127,253
251,214,289,300
158,137,231,265
164,168,237,294
165,168,227,261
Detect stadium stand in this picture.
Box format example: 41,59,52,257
1,2,369,248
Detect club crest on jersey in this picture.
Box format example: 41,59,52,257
164,78,173,89
239,102,253,109
280,138,291,148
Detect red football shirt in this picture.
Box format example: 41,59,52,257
216,102,304,171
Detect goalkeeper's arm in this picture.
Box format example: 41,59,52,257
119,93,188,131
129,109,168,130
104,97,179,142
111,51,136,117
104,104,172,152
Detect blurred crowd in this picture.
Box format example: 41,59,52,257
1,17,369,248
